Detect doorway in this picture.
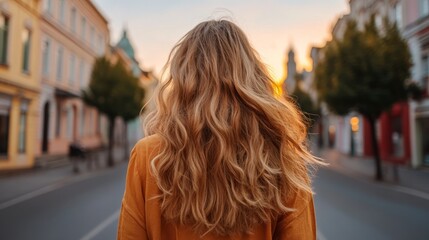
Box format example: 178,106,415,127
42,102,50,153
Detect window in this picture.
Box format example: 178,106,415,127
70,8,76,32
22,28,31,73
42,39,50,76
85,62,90,85
56,46,63,81
59,0,66,23
0,95,11,157
90,26,95,48
67,107,74,140
375,14,382,29
80,108,85,136
394,3,403,29
18,101,28,153
87,62,91,84
97,34,103,55
81,17,86,41
421,0,429,17
421,117,429,166
56,104,61,137
422,55,429,91
0,14,9,65
97,113,103,134
391,115,404,157
69,54,75,85
79,59,84,87
43,0,52,14
422,55,429,78
89,109,94,135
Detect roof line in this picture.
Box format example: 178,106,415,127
88,0,109,24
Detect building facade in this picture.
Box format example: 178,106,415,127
0,0,41,170
326,1,372,157
36,0,109,161
402,0,429,167
320,0,412,163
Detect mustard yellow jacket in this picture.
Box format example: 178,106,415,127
118,135,316,240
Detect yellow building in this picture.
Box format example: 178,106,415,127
0,0,41,170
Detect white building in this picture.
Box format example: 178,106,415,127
402,0,429,167
37,0,110,160
321,0,399,156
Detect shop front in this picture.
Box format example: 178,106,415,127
415,103,429,167
419,116,429,166
0,82,38,170
379,102,411,165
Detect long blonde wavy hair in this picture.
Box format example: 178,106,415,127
145,19,320,236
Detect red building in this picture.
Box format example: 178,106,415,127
363,102,411,165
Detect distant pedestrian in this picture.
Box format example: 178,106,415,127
69,141,86,173
118,19,322,240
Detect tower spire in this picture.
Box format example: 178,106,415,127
122,22,128,38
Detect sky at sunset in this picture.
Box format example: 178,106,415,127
93,0,349,83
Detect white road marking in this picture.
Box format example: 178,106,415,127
391,185,429,201
326,165,429,202
0,169,111,210
0,180,70,210
80,209,120,240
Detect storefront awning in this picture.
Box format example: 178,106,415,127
54,88,80,99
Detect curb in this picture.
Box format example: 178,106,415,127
318,148,429,195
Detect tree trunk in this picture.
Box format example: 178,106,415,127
107,117,115,167
368,116,383,181
123,122,129,161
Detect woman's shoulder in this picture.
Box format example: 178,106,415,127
134,134,162,151
134,134,163,155
130,134,162,171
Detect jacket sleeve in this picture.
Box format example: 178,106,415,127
117,146,147,240
273,188,317,240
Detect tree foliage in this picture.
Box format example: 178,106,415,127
82,56,145,166
291,73,319,128
315,16,416,180
83,57,145,121
316,18,413,119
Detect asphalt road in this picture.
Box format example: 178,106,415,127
314,167,429,240
0,162,428,240
0,163,127,240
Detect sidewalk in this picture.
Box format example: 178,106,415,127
0,146,127,206
318,148,429,194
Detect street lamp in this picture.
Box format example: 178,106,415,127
350,116,359,156
350,116,359,132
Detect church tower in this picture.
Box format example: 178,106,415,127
117,28,136,61
116,28,142,77
283,47,297,95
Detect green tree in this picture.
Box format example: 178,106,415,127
291,73,319,129
117,72,145,160
82,57,145,166
315,17,416,181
